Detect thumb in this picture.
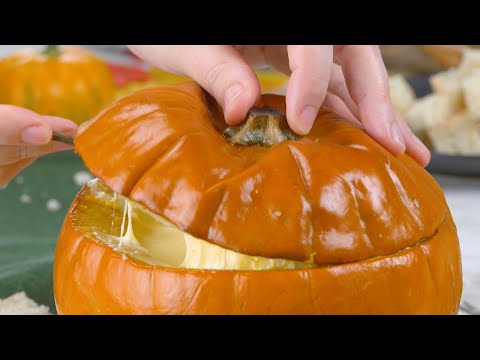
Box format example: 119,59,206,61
128,45,261,125
0,105,52,145
0,105,77,145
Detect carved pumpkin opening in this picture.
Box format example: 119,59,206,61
74,178,316,270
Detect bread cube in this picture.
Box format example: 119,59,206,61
404,94,459,136
461,71,480,116
429,69,464,109
427,111,480,155
458,48,480,77
389,74,416,115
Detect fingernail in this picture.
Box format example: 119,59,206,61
413,134,431,163
22,125,51,145
298,106,317,134
390,121,405,151
224,84,244,111
61,124,78,135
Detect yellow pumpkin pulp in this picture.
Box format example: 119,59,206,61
75,178,315,270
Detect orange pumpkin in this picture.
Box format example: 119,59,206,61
0,45,115,124
54,82,462,314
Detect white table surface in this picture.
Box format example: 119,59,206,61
0,45,478,314
433,174,480,314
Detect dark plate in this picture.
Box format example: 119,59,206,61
407,75,480,177
426,153,480,176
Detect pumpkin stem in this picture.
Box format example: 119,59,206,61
43,45,60,57
223,107,299,146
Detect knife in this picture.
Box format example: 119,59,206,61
52,131,74,146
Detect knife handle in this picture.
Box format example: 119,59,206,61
52,131,74,145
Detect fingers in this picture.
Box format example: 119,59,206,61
327,64,360,119
0,105,51,145
395,112,431,167
234,45,291,75
322,92,361,126
0,107,77,187
128,45,261,125
334,45,406,156
0,140,71,187
285,45,333,135
0,142,69,166
0,105,77,146
42,116,78,136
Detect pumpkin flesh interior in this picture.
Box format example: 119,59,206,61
73,179,316,271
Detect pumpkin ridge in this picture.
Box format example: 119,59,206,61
195,144,313,259
200,152,265,194
301,140,375,263
101,108,166,141
421,241,440,305
127,132,193,197
287,144,315,258
388,156,447,231
59,229,85,312
343,173,375,255
205,187,230,247
391,158,446,244
309,213,440,264
384,161,425,231
356,210,447,265
128,131,213,220
78,108,186,195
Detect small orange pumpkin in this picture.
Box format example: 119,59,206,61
54,82,462,314
0,45,115,124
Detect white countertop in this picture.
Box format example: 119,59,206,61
433,174,480,314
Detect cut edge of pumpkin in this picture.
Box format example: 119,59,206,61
72,178,317,271
71,178,446,272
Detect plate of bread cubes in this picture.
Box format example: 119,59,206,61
388,46,480,176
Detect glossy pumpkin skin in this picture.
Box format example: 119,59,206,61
0,46,115,124
54,81,462,314
54,202,461,314
75,82,449,266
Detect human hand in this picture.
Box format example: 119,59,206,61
127,45,430,167
0,105,77,188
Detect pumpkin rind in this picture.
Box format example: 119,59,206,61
75,82,448,265
54,191,462,315
0,46,115,124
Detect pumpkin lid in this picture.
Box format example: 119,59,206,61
75,82,447,265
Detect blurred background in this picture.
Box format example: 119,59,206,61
0,45,479,314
